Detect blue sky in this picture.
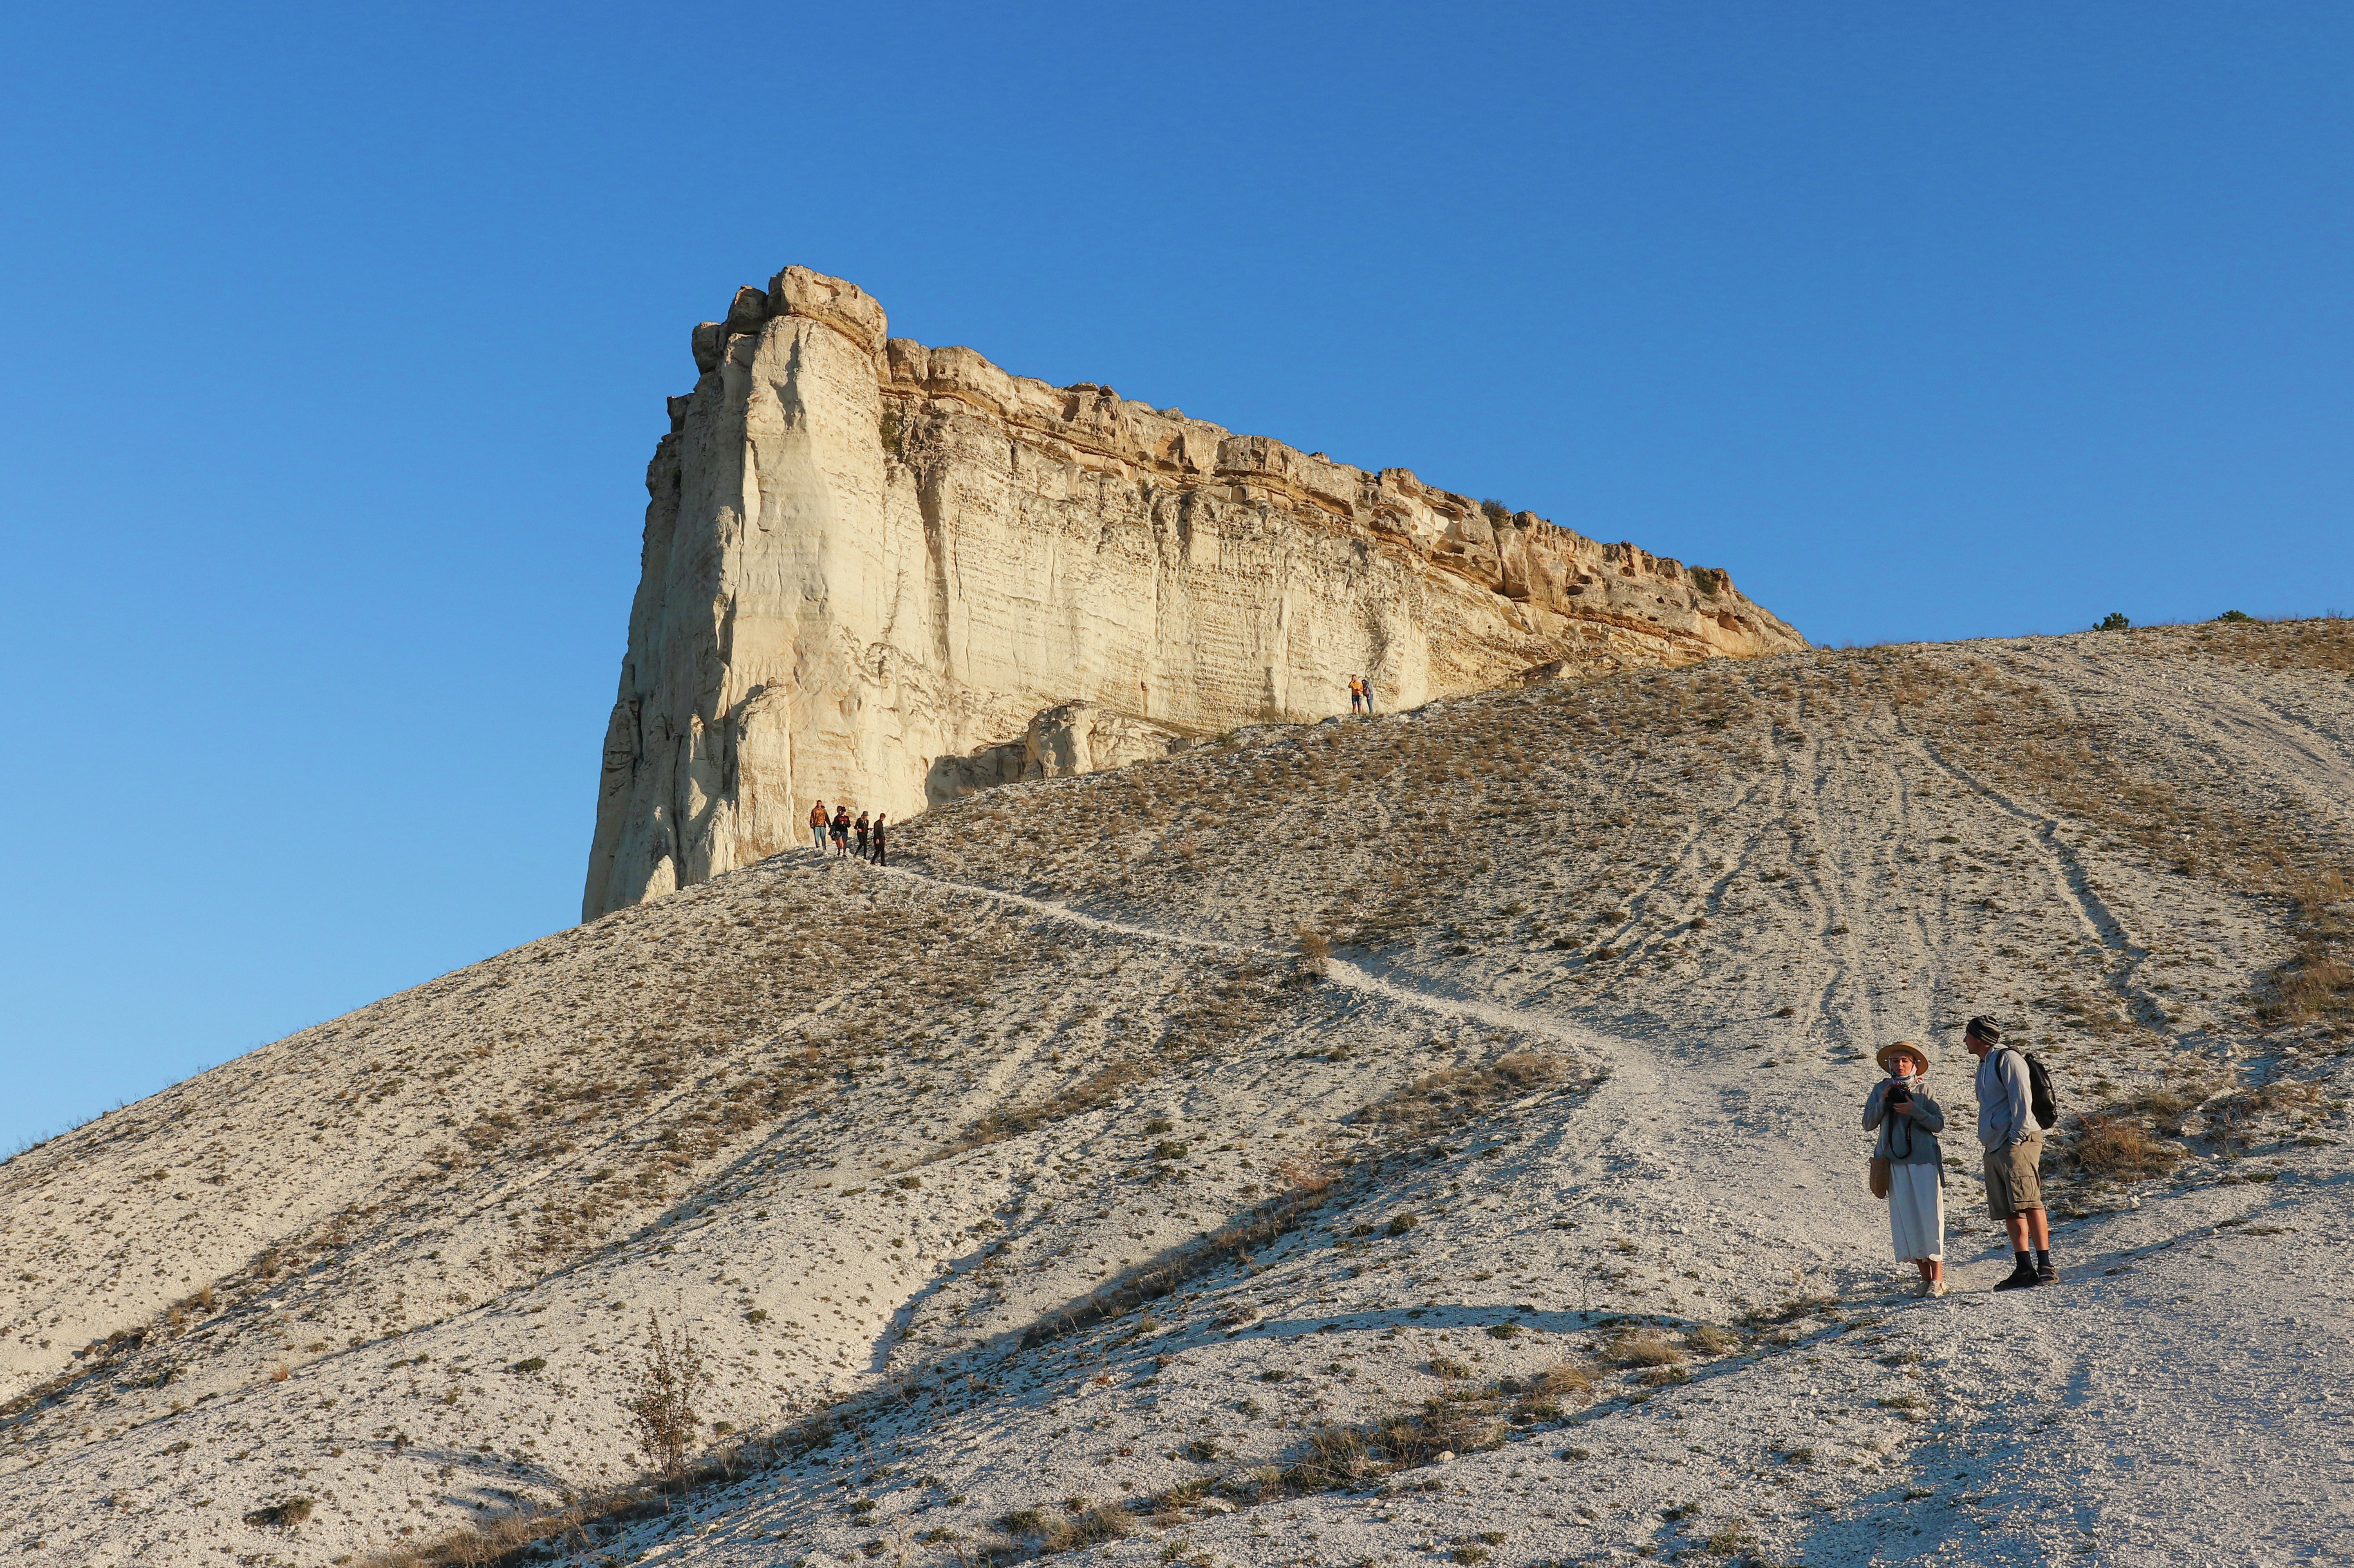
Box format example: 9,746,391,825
2,2,2348,1151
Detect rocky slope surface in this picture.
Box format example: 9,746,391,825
6,618,2352,1568
582,267,1805,918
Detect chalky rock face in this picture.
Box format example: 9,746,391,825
584,267,1805,918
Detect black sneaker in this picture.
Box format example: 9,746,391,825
2036,1260,2058,1286
1992,1261,2041,1291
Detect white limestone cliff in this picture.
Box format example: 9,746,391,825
583,267,1806,918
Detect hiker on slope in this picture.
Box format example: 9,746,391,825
1348,675,1365,716
831,805,852,861
869,812,888,865
854,811,871,860
1965,1016,2054,1289
809,800,829,853
1863,1041,1946,1297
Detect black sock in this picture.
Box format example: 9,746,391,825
2034,1248,2052,1268
2014,1249,2034,1270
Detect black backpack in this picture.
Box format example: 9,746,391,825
2009,1048,2059,1129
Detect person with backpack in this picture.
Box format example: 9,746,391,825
1360,677,1375,715
1964,1016,2055,1289
808,800,829,852
869,812,888,865
1863,1040,1947,1297
853,811,871,859
830,805,852,861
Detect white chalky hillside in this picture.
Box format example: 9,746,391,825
4,619,2352,1568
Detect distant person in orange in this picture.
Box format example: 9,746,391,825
1348,675,1365,715
808,800,829,852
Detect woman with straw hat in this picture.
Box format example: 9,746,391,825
1864,1041,1948,1297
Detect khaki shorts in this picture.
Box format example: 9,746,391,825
1983,1133,2045,1220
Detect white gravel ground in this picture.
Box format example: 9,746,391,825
4,623,2352,1568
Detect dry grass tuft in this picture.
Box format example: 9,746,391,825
1604,1330,1687,1368
1363,1400,1507,1467
1532,1362,1598,1399
1001,1499,1134,1552
1350,1050,1574,1134
1275,1156,1335,1196
1682,1322,1740,1355
2068,1116,2180,1178
242,1496,313,1529
2267,951,2354,1022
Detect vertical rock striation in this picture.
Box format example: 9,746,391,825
583,267,1806,918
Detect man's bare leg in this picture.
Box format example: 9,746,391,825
2004,1209,2050,1252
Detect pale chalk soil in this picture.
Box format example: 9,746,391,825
4,621,2352,1568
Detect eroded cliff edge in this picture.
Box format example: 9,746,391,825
583,267,1805,918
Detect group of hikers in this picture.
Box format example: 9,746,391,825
807,801,888,865
1863,1015,2057,1295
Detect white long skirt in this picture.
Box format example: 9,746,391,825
1887,1161,1944,1262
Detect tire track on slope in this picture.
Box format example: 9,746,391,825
1890,715,2170,1039
2022,644,2354,840
1792,722,1892,1057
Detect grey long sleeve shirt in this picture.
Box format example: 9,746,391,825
1863,1079,1945,1164
1975,1048,2035,1149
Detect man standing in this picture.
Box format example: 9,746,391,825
1348,675,1365,716
809,801,829,852
1964,1016,2053,1289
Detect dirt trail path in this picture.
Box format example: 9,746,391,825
874,859,1890,1293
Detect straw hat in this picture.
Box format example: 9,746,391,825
1875,1040,1931,1076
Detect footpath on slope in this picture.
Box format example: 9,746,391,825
864,854,1891,1295
867,854,2351,1567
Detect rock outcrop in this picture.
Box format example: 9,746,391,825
583,267,1806,918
